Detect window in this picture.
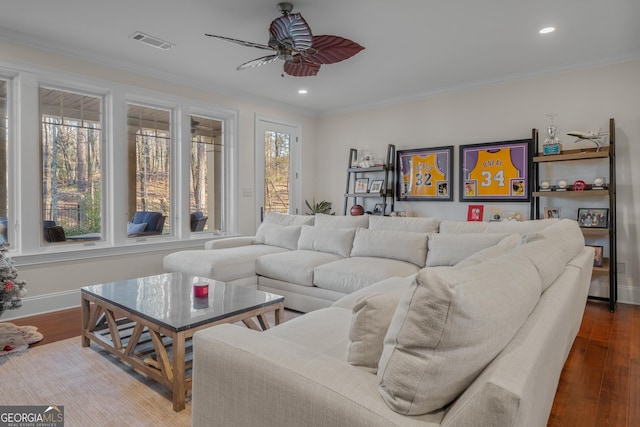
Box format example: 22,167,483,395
127,103,171,236
190,115,223,232
40,87,103,243
264,130,291,214
0,79,8,245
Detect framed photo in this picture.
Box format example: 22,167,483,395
459,139,531,202
544,207,561,219
373,203,384,216
354,178,369,193
467,205,484,222
369,179,384,194
577,208,609,228
589,245,604,267
396,146,453,201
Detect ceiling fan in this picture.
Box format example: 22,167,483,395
205,2,364,77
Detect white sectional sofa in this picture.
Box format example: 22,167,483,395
163,213,554,312
188,216,593,426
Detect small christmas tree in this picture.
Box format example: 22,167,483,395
0,243,27,318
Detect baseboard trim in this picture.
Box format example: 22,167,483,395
1,289,81,321
618,285,640,306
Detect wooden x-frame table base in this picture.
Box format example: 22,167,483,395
81,292,284,411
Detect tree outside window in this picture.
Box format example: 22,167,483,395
40,87,102,242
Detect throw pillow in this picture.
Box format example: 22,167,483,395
350,228,428,267
377,253,542,415
297,225,355,257
347,292,402,373
254,223,301,250
425,232,513,267
127,222,147,234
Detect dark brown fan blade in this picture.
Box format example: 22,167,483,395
269,13,313,51
205,34,274,51
237,55,279,70
284,56,321,77
305,35,364,65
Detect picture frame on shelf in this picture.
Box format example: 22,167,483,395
369,179,384,194
459,138,531,202
467,205,484,222
373,203,384,216
396,146,453,201
589,245,604,267
354,178,369,193
577,208,609,228
544,207,561,219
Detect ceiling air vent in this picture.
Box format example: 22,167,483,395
130,31,174,50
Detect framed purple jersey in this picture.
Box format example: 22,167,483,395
397,146,453,201
459,139,532,202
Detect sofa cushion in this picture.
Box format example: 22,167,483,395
314,213,369,229
256,250,342,287
297,225,355,257
425,232,514,267
522,219,585,264
348,292,402,373
162,245,287,281
368,216,440,233
518,219,585,292
332,276,414,310
455,234,522,268
350,228,428,267
314,257,420,295
439,218,558,234
377,253,542,415
254,223,301,250
263,211,315,226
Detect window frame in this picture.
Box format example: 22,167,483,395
39,84,107,246
0,63,238,264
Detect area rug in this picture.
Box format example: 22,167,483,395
0,337,191,427
0,322,44,356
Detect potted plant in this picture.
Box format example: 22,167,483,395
305,199,333,215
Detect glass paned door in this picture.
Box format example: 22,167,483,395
255,117,300,228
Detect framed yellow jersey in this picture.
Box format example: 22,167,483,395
397,146,453,201
459,139,531,202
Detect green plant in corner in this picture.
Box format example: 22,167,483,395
305,199,333,215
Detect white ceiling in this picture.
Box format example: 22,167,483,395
1,0,639,115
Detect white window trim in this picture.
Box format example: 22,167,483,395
0,61,239,264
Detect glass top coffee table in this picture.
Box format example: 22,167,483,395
80,272,285,411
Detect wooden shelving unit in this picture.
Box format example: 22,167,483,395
532,118,617,311
343,144,395,215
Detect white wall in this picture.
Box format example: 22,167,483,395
317,59,640,305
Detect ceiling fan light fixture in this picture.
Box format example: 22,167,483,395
205,3,364,77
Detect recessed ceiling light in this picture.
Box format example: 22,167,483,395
539,27,555,34
298,89,308,94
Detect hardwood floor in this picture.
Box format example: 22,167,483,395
9,301,640,426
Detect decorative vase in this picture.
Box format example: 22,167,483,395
350,204,364,216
